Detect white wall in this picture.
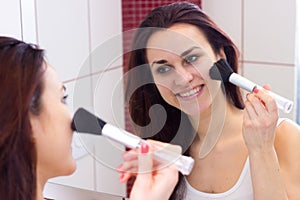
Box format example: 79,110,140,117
0,0,125,196
202,0,297,120
0,0,22,39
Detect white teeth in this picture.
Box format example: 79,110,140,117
179,87,201,97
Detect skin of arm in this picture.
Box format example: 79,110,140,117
243,87,300,200
274,119,300,199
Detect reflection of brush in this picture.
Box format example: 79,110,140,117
209,58,293,113
71,108,194,175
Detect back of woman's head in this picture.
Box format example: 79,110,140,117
0,36,45,200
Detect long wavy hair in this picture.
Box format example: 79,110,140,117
126,2,244,199
0,36,45,200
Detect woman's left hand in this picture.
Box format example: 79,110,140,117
242,85,279,153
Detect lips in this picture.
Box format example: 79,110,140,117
176,84,204,99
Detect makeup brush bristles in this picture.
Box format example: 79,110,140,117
71,108,106,135
209,58,234,82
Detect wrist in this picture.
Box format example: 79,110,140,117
248,145,276,157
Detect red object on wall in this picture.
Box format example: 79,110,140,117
121,0,201,197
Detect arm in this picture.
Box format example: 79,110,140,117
243,86,288,200
274,119,300,199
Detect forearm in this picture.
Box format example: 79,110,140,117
249,147,288,200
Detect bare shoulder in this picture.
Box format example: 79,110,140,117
275,118,300,166
275,119,300,198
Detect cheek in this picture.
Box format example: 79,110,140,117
196,66,222,101
206,79,222,101
156,85,178,105
152,74,174,89
45,107,73,149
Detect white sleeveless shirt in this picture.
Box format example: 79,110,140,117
184,118,286,200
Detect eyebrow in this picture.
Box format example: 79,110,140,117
150,46,201,67
180,46,201,57
151,59,168,67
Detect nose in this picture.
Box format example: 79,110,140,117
174,66,194,86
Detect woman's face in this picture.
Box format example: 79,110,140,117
146,23,224,116
30,64,76,181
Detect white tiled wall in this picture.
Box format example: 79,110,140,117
36,0,91,81
0,0,22,39
20,0,38,44
0,0,125,197
202,0,242,53
203,0,297,120
244,0,296,64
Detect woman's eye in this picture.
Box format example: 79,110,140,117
185,55,199,64
156,65,172,74
61,94,68,104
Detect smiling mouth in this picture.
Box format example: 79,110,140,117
177,85,204,98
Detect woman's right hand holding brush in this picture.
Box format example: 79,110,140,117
117,141,179,200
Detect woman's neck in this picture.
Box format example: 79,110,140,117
36,182,44,200
188,91,244,158
36,170,47,200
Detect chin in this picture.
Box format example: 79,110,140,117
182,107,201,116
67,160,77,175
181,102,210,116
59,159,77,176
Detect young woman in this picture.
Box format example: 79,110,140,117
119,2,300,200
0,36,178,200
0,36,62,200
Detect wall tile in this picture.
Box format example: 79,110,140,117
244,0,296,64
92,68,126,195
93,68,125,127
35,0,90,81
20,0,37,43
95,138,125,196
202,0,242,54
89,0,122,51
0,0,22,39
243,63,296,119
90,34,123,74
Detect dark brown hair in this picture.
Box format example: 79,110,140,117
126,2,244,199
0,36,45,200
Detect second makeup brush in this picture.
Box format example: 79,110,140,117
209,58,293,113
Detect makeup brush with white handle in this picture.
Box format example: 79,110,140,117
71,107,195,175
209,58,293,113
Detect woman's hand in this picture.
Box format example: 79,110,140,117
129,143,178,200
242,85,279,153
117,141,179,200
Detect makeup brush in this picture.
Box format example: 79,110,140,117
209,58,293,113
71,107,194,175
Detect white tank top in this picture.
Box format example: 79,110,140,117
184,118,286,200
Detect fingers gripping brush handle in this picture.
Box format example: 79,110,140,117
209,59,293,113
71,108,194,175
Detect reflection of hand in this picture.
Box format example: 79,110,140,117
117,140,181,182
242,85,279,152
129,143,178,200
116,140,179,199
